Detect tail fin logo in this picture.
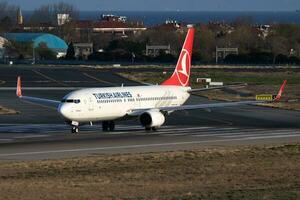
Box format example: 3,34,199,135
176,49,191,86
161,27,194,87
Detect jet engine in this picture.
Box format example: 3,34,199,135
139,110,165,128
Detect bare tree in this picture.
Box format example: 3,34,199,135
0,1,18,33
138,29,184,55
194,26,216,63
267,35,289,64
228,25,260,54
29,2,79,25
0,1,18,21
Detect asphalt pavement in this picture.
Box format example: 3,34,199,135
0,65,299,162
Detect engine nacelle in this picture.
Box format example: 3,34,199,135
139,110,165,128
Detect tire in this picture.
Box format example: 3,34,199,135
102,121,109,131
145,127,152,131
108,121,115,131
152,127,157,131
71,126,79,133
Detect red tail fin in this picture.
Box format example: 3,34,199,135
161,27,195,87
274,80,287,101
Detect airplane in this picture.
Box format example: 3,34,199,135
16,27,287,133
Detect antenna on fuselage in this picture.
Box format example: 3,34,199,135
121,83,124,87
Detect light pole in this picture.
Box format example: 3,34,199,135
32,46,35,65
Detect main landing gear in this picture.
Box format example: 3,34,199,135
145,127,157,132
102,121,115,132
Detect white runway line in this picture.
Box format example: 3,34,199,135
247,134,300,140
161,128,261,136
0,139,14,142
160,127,241,136
13,135,50,139
222,131,300,138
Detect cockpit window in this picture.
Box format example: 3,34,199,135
74,99,80,104
61,99,81,104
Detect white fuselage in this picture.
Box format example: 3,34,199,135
58,85,190,122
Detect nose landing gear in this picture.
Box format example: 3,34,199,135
70,121,79,133
71,126,79,133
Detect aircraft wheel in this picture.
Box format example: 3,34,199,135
71,126,79,133
152,127,157,131
145,127,152,131
102,121,109,132
108,121,115,131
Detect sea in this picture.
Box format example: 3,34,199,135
23,11,300,26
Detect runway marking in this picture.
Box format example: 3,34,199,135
0,134,300,158
82,73,118,86
160,127,259,137
247,134,300,140
191,129,298,137
32,70,69,86
0,139,14,142
222,131,300,138
13,135,50,139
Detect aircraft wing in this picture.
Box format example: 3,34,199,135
187,83,247,93
128,80,287,116
16,76,61,108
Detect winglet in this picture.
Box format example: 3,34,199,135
274,80,287,101
16,76,22,97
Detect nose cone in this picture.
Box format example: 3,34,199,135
58,103,71,120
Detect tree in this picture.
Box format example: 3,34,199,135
0,1,18,33
35,42,57,60
228,25,260,54
29,2,78,25
7,41,33,59
0,16,12,32
0,1,18,21
65,42,75,60
194,26,216,63
138,29,184,55
266,35,289,64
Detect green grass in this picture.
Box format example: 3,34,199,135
120,69,300,86
190,70,300,85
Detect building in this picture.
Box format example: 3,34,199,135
215,47,239,63
17,8,23,25
4,33,68,58
151,20,183,31
0,36,8,60
92,20,146,36
146,45,171,57
101,14,127,23
73,43,93,60
57,14,70,26
74,14,146,37
21,23,56,31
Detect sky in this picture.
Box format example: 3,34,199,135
8,0,300,11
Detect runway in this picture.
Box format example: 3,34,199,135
0,66,299,162
0,124,299,162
